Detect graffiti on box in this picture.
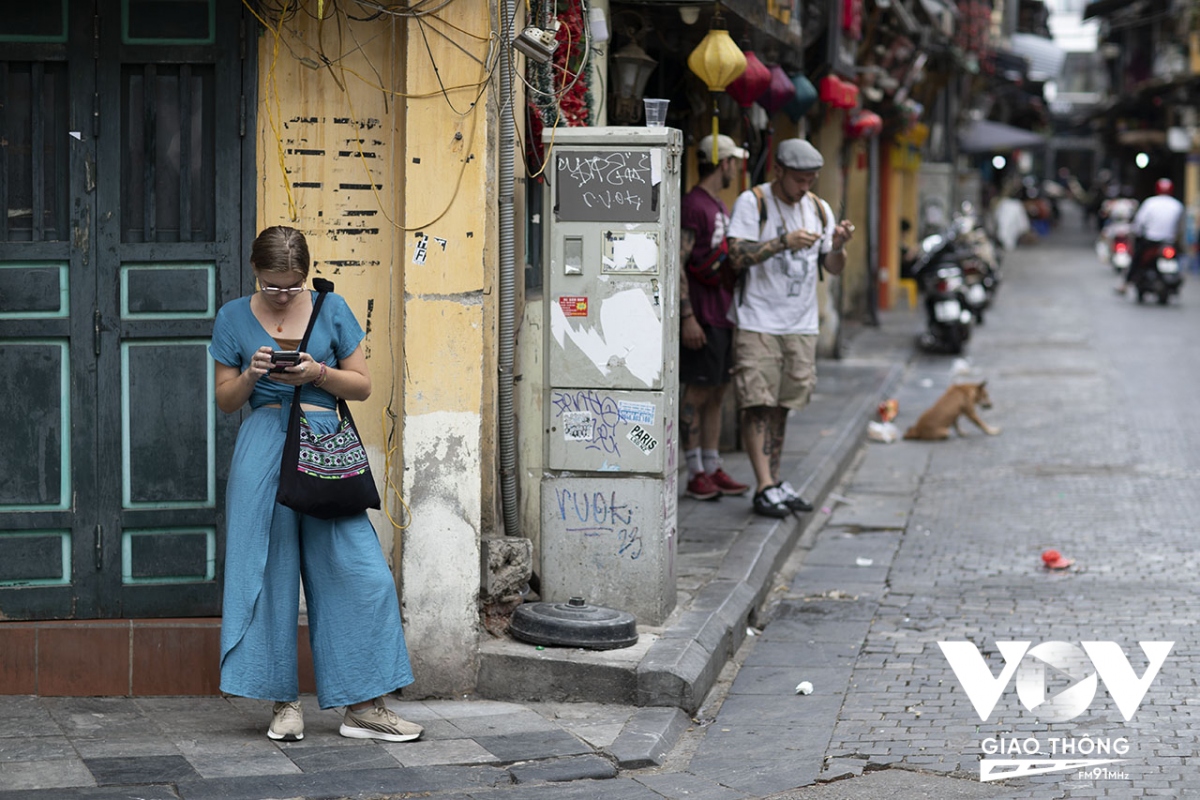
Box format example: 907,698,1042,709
552,486,644,560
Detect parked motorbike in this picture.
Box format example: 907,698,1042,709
1131,243,1184,304
953,210,1002,322
958,254,992,325
904,229,974,354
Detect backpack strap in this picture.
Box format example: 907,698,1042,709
737,187,833,298
752,185,769,240
736,186,771,306
808,191,830,282
807,191,829,232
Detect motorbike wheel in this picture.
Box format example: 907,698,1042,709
1158,292,1170,305
1136,290,1146,304
945,327,965,355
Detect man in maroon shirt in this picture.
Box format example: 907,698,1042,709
680,134,750,500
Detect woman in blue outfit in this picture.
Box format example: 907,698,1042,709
210,225,421,743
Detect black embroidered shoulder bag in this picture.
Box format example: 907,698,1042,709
275,279,382,519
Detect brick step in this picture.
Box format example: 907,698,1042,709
0,619,316,696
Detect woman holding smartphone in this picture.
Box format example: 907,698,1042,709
209,225,421,744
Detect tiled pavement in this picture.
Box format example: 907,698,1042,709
0,308,913,799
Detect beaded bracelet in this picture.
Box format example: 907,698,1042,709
313,362,328,388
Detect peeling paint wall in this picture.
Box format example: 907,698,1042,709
251,9,404,558
251,3,496,697
396,3,495,697
842,138,871,320
813,115,848,357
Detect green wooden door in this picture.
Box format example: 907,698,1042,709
0,0,253,620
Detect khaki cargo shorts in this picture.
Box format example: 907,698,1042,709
732,330,818,410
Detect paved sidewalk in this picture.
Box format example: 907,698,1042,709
0,312,916,799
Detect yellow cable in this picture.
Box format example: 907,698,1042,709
243,0,300,221
381,409,412,530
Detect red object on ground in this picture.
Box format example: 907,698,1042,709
1041,549,1074,569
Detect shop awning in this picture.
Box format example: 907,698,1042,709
958,119,1048,153
1083,0,1131,19
1009,33,1067,81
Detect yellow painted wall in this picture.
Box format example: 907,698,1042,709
249,6,406,554
844,138,870,319
812,110,846,356
251,2,497,696
396,2,496,697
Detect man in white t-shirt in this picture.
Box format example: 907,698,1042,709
1117,178,1184,294
726,139,856,518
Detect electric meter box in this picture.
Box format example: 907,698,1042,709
540,126,682,625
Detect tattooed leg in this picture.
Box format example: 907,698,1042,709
767,407,788,484
680,384,706,452
741,406,776,492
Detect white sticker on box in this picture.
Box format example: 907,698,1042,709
562,411,594,441
617,400,656,425
626,424,659,455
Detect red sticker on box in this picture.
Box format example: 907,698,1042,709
559,296,588,317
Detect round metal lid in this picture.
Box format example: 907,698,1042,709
509,597,639,650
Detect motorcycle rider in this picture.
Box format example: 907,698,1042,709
1098,185,1137,270
1117,178,1184,295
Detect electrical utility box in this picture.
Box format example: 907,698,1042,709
539,126,683,626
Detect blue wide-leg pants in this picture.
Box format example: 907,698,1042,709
220,406,413,709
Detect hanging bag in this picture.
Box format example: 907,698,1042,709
275,279,381,519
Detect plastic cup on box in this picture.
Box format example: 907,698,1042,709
643,98,668,127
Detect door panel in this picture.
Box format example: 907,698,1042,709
0,339,69,508
123,338,215,506
0,0,250,620
0,10,98,618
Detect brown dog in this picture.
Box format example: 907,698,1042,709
903,381,1001,440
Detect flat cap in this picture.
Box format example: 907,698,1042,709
776,139,824,171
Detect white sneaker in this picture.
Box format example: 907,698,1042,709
268,700,304,741
340,697,423,742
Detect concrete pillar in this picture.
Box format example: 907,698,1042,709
398,3,496,697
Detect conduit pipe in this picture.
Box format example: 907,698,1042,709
497,0,521,537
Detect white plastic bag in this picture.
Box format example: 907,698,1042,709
867,421,899,443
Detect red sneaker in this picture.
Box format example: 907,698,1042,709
685,473,721,501
708,468,750,496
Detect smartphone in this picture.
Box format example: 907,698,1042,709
269,350,300,373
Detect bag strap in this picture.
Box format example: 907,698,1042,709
807,191,828,231
298,277,334,353
752,185,768,239
733,186,770,307
291,277,335,410
688,238,729,284
739,186,832,298
807,192,829,282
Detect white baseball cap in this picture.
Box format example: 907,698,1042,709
697,134,748,164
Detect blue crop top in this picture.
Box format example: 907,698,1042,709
209,291,366,410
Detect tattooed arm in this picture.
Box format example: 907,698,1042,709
679,227,696,319
728,227,821,273
679,227,706,350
